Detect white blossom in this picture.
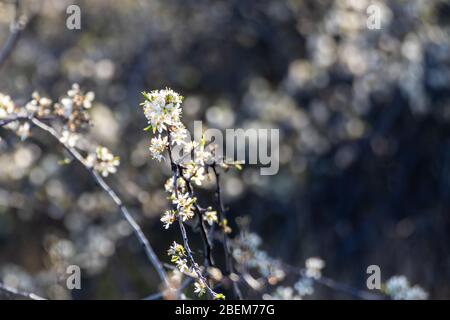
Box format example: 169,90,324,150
86,146,120,177
203,208,218,226
161,210,176,229
385,275,428,300
305,257,325,279
149,134,168,161
194,280,207,297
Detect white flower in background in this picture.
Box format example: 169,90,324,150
404,286,428,300
25,92,52,116
68,83,95,109
203,208,218,226
149,134,168,161
194,280,207,297
16,122,31,141
60,97,74,118
195,146,214,166
59,130,79,147
161,210,176,229
263,286,302,300
164,177,186,194
53,84,94,132
231,231,285,285
86,146,120,177
385,275,428,300
0,93,15,119
295,277,314,297
183,140,199,153
305,257,325,279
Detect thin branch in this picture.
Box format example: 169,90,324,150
179,170,214,268
0,115,58,127
0,0,27,70
143,278,193,300
0,282,46,300
279,263,384,300
29,117,170,290
211,164,243,300
167,134,218,299
0,115,29,127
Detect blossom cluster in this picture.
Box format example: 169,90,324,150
54,84,94,132
85,147,120,178
0,85,119,179
141,90,221,229
384,275,428,300
230,229,326,300
167,241,209,298
231,232,286,285
0,93,30,140
141,89,229,299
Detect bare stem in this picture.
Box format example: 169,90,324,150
0,0,27,70
211,164,243,300
29,117,170,290
167,133,218,298
179,171,215,268
0,282,46,300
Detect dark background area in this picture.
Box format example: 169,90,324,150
0,0,449,299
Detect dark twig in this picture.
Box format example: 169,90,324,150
143,278,193,300
0,0,27,70
179,170,215,268
167,132,218,299
211,164,243,300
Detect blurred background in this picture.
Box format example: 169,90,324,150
0,0,449,299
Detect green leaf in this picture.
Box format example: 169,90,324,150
214,293,226,300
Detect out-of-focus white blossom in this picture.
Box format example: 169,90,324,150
86,146,120,177
305,257,325,279
231,232,285,284
295,277,314,297
0,93,16,119
54,84,94,132
263,286,302,300
203,208,218,226
59,130,79,147
385,275,428,300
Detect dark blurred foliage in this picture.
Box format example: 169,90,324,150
0,0,449,299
